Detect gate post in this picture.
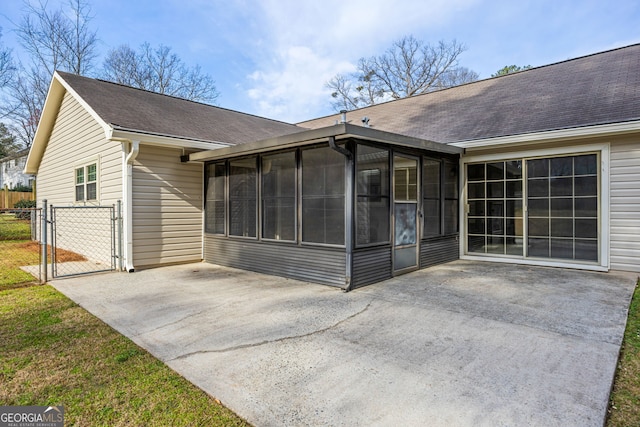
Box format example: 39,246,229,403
41,199,47,283
50,203,56,278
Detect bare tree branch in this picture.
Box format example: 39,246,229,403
102,43,219,104
4,0,98,147
326,35,477,111
0,28,16,88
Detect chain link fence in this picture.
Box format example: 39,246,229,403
0,201,122,289
0,208,42,289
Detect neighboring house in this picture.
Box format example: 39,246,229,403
1,149,34,189
26,43,640,288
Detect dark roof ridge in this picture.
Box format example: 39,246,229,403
298,42,640,124
55,70,299,128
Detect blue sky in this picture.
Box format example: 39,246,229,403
1,0,639,123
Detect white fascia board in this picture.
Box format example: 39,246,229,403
109,129,231,150
451,120,640,150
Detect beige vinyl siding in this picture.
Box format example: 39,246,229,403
36,91,122,205
610,139,640,272
132,145,203,267
35,91,122,264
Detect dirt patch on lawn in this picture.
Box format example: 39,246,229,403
16,241,87,262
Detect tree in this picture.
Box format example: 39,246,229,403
102,43,220,104
4,0,98,147
492,65,532,77
0,123,19,158
327,36,478,110
16,0,97,77
0,28,15,88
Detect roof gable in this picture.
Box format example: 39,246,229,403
299,44,640,144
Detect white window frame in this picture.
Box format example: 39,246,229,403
74,158,100,203
460,142,610,271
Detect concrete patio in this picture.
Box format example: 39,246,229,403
51,260,637,426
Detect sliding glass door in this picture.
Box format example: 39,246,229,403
466,153,599,263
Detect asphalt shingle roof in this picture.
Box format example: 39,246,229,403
299,44,640,143
57,71,303,145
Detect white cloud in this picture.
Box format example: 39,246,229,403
247,45,355,121
242,0,480,122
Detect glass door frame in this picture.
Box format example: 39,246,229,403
461,145,608,270
392,153,421,274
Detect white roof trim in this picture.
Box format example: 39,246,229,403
451,120,640,150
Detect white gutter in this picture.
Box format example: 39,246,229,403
451,119,640,150
121,140,140,272
108,128,231,151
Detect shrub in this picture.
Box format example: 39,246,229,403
14,199,36,209
11,184,33,192
14,199,37,219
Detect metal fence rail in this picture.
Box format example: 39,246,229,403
49,203,121,278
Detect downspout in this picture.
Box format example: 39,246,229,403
121,140,140,272
329,136,354,292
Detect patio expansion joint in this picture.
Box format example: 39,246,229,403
167,301,373,362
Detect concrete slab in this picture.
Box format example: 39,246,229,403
51,260,638,426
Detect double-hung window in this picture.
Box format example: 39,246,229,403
75,163,97,202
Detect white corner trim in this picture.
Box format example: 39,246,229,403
451,120,640,150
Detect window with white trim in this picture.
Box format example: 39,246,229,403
75,163,97,202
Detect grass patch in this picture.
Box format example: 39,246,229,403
0,214,31,240
0,240,40,290
0,285,250,426
608,279,640,426
0,214,38,290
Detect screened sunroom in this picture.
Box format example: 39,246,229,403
189,124,462,290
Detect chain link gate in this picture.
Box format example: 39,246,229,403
49,202,122,278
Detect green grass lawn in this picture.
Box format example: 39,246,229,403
607,279,640,426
